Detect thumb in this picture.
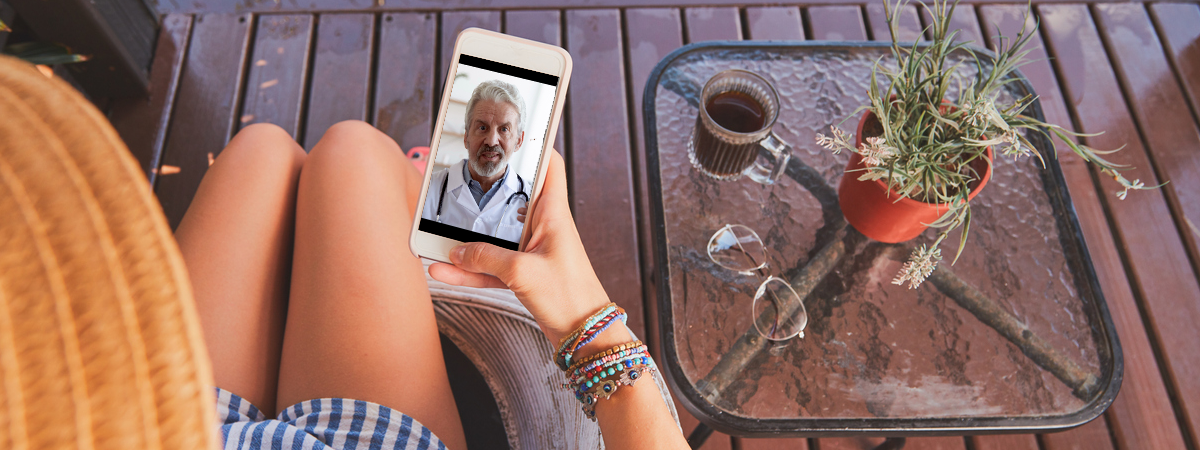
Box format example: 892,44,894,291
450,242,521,281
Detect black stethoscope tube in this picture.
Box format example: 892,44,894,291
435,171,529,220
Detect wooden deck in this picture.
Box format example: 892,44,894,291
108,2,1200,449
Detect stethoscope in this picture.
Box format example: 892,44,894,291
436,171,529,235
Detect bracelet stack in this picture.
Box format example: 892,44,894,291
554,304,657,420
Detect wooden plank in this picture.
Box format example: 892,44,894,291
674,398,733,450
1040,418,1115,450
564,5,646,353
302,13,374,150
919,3,984,44
685,7,742,43
732,436,809,450
977,6,1143,450
108,13,192,185
9,0,154,97
807,6,868,41
372,12,437,151
1041,4,1200,449
240,14,313,139
625,8,733,449
1148,3,1200,131
865,2,925,41
1096,0,1200,348
154,13,253,230
817,437,965,450
968,434,1038,450
438,11,501,98
745,6,805,40
625,6,683,354
503,9,565,154
155,0,1124,15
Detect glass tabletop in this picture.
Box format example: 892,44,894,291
643,42,1121,436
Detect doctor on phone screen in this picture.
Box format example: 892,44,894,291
422,80,530,243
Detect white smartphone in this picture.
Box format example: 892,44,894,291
409,28,572,262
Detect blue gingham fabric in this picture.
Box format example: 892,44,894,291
215,388,447,450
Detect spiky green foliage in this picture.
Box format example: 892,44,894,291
817,0,1152,288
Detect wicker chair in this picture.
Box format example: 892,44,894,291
427,262,681,449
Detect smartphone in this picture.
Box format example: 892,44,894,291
409,28,572,262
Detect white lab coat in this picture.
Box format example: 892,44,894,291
422,159,527,242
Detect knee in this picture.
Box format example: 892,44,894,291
220,123,306,176
307,120,409,175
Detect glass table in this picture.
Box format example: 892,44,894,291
643,42,1121,438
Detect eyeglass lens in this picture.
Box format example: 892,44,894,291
707,224,768,274
753,276,808,341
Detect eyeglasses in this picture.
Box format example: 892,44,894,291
707,224,808,341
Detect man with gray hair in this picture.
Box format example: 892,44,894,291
422,80,531,242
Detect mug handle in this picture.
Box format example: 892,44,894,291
746,132,792,185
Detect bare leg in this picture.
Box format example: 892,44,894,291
175,123,306,417
276,120,467,449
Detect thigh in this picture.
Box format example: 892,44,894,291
175,123,306,417
276,120,466,449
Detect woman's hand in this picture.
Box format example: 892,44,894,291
428,151,613,344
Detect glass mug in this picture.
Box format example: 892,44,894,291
688,69,792,184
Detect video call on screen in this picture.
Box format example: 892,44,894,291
418,54,559,251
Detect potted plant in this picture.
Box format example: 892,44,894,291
816,0,1151,288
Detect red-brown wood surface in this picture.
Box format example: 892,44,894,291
154,0,1131,15
438,11,501,96
122,4,1200,448
1040,418,1116,450
969,434,1039,450
978,5,1147,450
1095,2,1200,292
818,437,965,450
239,14,314,139
502,9,565,154
625,6,684,355
1042,4,1200,449
733,436,811,450
745,6,805,40
154,13,253,229
808,6,869,41
865,2,924,41
1147,2,1200,123
565,9,646,339
302,13,374,149
685,7,743,42
109,14,192,184
372,12,437,151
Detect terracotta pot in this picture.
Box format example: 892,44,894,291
837,110,993,243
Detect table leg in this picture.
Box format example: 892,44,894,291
687,423,714,449
873,437,906,450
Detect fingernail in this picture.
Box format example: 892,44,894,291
450,245,465,264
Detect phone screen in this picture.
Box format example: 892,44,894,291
419,54,560,251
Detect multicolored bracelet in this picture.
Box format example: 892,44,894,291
560,340,658,420
555,302,618,351
554,304,627,371
566,340,643,373
570,360,657,420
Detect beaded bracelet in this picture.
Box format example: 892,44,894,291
567,340,643,373
567,352,651,387
555,306,627,371
572,361,658,420
556,302,618,351
568,343,649,381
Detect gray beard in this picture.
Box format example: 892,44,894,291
470,144,508,178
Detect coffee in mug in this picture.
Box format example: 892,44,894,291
688,70,791,184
